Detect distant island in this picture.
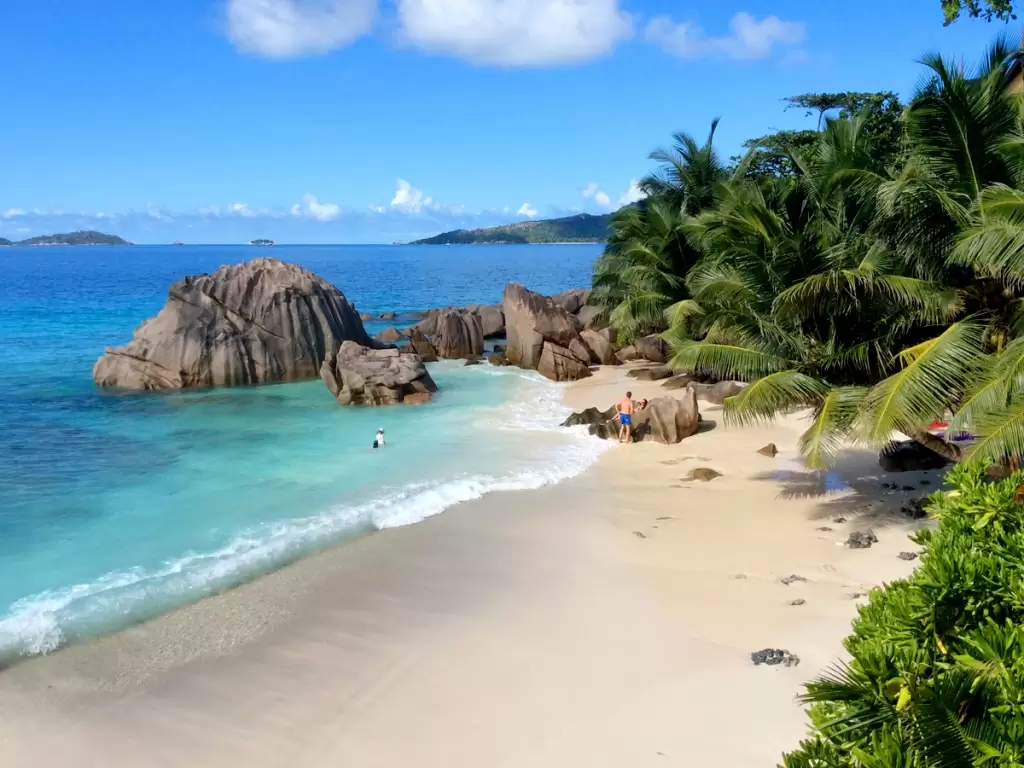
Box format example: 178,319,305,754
0,230,132,247
411,212,615,245
250,239,275,246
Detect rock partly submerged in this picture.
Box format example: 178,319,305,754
561,391,700,444
94,258,372,390
320,341,437,406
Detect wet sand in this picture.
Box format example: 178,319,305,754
0,364,937,767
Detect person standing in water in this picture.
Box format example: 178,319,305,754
616,391,634,443
372,428,386,449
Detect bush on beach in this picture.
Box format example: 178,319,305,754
781,464,1024,767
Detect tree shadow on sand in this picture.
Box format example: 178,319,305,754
749,447,945,532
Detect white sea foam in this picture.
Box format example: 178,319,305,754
0,370,608,659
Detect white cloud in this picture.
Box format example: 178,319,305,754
517,202,538,217
226,0,377,58
582,183,612,208
147,202,173,221
2,209,25,218
618,179,645,205
293,193,341,221
397,0,631,66
391,179,436,213
230,202,258,217
198,206,222,217
15,227,29,233
644,11,804,61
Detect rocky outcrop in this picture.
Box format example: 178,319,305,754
757,443,779,458
433,309,484,360
377,327,404,343
502,283,591,381
690,381,746,405
618,334,668,364
465,304,505,338
579,328,618,365
627,366,672,381
406,328,438,363
685,467,722,482
551,288,591,315
632,392,700,444
575,304,603,330
320,341,437,406
94,258,372,390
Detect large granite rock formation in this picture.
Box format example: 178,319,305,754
433,309,485,360
93,258,372,390
618,334,668,364
465,304,505,338
561,391,700,444
579,328,618,365
320,341,437,406
502,283,592,381
406,328,438,362
551,288,591,316
690,381,747,405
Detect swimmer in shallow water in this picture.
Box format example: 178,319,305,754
372,428,386,449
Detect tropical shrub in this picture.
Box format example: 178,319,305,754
781,464,1024,767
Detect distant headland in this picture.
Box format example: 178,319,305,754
411,212,615,245
0,230,132,247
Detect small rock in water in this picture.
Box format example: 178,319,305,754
897,551,918,561
902,485,916,491
788,599,806,606
780,574,807,586
846,531,878,549
750,648,800,667
463,359,482,366
685,468,722,482
757,443,779,458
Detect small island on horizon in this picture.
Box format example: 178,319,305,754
0,230,132,247
249,239,275,246
411,212,615,245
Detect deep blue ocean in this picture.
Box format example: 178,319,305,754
0,244,605,658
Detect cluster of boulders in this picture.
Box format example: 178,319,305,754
561,390,701,444
90,257,740,411
92,258,437,406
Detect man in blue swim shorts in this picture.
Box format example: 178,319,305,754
617,390,635,443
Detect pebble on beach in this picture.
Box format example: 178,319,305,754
750,648,800,667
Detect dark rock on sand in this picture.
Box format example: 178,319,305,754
561,406,616,429
780,574,807,585
502,283,591,382
628,366,672,381
898,551,919,561
900,498,928,519
320,341,437,406
618,334,667,364
685,467,722,482
690,381,747,405
846,531,879,549
750,649,800,667
788,599,806,606
879,439,951,473
633,393,700,444
661,374,696,390
94,258,372,390
757,443,779,458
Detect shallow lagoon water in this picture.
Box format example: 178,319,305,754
0,244,605,658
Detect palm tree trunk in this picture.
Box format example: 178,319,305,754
911,430,962,463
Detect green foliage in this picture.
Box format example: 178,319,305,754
782,465,1024,767
942,0,1017,24
411,212,615,245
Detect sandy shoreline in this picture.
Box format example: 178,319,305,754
0,364,939,766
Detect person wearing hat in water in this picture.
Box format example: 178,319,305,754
372,428,386,449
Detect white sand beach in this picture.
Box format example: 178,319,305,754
0,364,938,767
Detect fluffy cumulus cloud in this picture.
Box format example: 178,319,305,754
517,202,538,217
2,208,25,218
582,182,610,207
397,0,632,67
291,193,341,221
226,0,377,58
391,180,439,213
230,202,258,217
645,11,804,61
618,179,645,205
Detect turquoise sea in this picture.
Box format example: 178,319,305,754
0,244,606,659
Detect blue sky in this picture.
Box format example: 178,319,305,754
0,0,1013,243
